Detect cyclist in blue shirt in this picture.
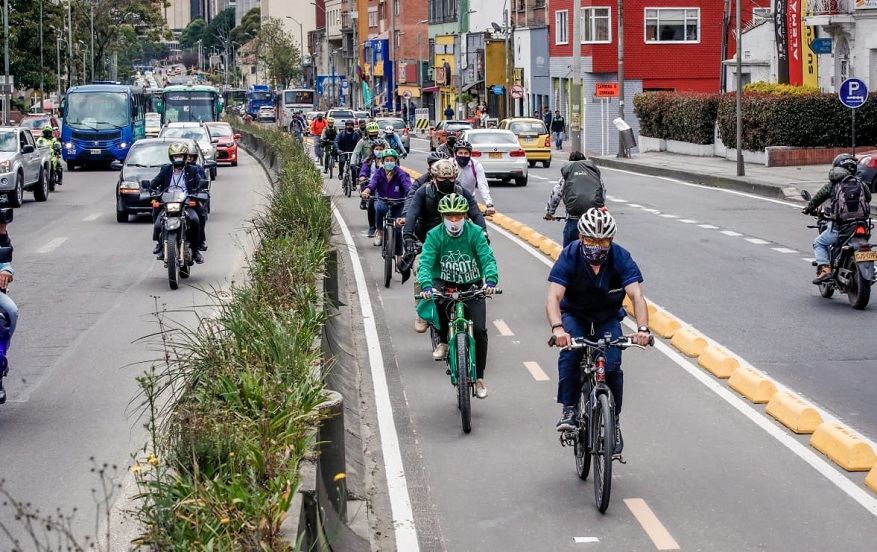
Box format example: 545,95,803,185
545,208,650,454
382,125,407,158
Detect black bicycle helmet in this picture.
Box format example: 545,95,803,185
832,153,858,174
426,151,448,167
453,140,473,153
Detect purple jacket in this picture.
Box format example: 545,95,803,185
366,166,411,199
359,160,376,180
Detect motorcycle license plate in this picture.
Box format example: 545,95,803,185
489,152,502,159
90,149,101,155
854,250,877,262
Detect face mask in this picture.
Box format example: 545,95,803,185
383,161,396,172
171,156,185,168
435,179,455,194
456,155,470,167
444,218,464,236
581,243,611,265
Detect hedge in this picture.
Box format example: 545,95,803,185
744,81,820,95
633,92,719,145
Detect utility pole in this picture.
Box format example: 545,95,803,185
389,0,396,113
40,0,45,110
616,0,625,158
3,0,9,125
735,0,744,176
569,0,582,153
504,4,510,120
67,0,73,89
90,1,94,82
720,0,731,93
56,36,62,101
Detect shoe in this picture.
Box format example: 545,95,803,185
812,265,833,284
613,417,624,455
152,243,161,255
323,169,328,174
367,227,376,238
0,357,7,404
475,378,488,399
432,343,449,361
556,406,577,431
414,317,428,333
373,232,382,246
156,249,165,261
194,250,204,264
0,380,5,404
199,242,208,252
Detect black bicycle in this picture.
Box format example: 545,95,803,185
339,152,356,197
370,197,406,288
549,332,652,513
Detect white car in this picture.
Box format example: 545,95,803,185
158,122,218,180
458,129,529,186
258,106,276,122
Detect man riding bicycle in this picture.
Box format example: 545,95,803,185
334,120,361,181
320,117,339,173
418,193,498,398
545,208,650,453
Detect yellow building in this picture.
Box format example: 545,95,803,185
434,35,457,119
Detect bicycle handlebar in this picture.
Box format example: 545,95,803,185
547,333,654,349
414,287,502,300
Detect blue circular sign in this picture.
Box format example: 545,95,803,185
839,78,869,109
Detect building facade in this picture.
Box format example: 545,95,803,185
805,0,877,91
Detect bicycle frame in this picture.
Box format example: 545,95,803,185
446,297,477,386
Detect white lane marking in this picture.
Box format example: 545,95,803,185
83,213,102,221
772,247,797,253
627,203,643,208
745,238,770,245
720,230,743,237
698,224,719,229
624,498,680,550
523,361,550,381
493,319,514,336
679,219,698,224
659,214,678,218
529,175,550,181
641,208,660,214
494,222,877,518
37,237,68,253
332,205,420,550
607,196,629,203
573,537,600,543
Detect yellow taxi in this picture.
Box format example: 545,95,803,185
498,118,552,168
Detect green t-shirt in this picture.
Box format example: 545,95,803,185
417,220,498,288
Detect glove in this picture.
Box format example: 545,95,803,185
485,281,497,295
420,286,433,299
802,206,814,215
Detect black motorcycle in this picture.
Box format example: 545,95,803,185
149,182,209,290
49,143,62,191
802,190,875,309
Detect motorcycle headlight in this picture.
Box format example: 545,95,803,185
166,202,182,213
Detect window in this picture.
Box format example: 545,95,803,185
645,8,700,43
368,8,377,27
555,10,568,45
394,0,400,16
581,7,611,43
394,30,403,48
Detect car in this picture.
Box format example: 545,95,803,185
375,117,410,151
158,122,218,179
110,138,215,222
857,151,877,192
458,129,528,186
354,110,369,122
257,105,276,122
145,112,162,137
327,108,356,127
497,117,552,168
19,114,61,139
204,121,241,167
304,111,324,135
0,126,53,206
430,120,474,151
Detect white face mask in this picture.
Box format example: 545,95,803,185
444,218,464,236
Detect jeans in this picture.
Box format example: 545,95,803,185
553,131,564,150
562,218,579,247
557,314,624,413
436,290,488,378
0,291,19,353
813,225,838,266
375,200,403,255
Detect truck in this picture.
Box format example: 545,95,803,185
0,126,52,206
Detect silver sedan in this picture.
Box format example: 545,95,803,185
459,129,529,186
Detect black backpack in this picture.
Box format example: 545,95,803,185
560,160,605,218
833,176,870,222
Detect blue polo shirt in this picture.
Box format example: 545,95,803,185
548,241,643,323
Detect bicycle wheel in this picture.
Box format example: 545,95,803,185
383,222,394,288
456,332,472,433
328,155,335,179
593,394,615,513
343,170,352,197
575,391,591,481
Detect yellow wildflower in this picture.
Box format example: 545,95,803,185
220,517,230,524
130,465,142,473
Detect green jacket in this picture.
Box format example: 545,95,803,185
417,220,498,289
806,178,872,212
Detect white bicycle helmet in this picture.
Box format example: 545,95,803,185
577,208,617,239
384,125,395,134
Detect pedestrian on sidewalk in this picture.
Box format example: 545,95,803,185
542,107,553,130
444,105,454,120
551,110,566,151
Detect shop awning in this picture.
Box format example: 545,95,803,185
462,80,484,92
422,86,440,93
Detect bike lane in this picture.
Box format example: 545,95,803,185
327,177,877,550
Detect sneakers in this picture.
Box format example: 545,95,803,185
152,243,161,255
373,232,383,247
556,406,577,431
613,417,624,455
432,343,449,361
198,242,208,252
367,227,376,238
812,265,833,284
474,378,488,399
414,317,428,333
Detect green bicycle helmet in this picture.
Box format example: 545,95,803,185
437,193,469,214
382,148,398,161
42,125,54,138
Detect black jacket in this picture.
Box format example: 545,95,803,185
402,183,487,242
150,164,203,196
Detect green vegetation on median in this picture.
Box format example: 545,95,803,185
132,123,331,550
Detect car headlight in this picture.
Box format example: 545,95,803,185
120,180,140,190
0,160,9,170
166,202,182,213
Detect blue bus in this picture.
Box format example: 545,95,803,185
60,84,147,170
246,84,274,118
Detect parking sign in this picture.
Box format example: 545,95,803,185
839,78,868,109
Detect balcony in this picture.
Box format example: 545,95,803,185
805,0,855,25
341,11,354,32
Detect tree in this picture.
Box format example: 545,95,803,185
254,18,302,89
179,18,208,49
232,7,261,47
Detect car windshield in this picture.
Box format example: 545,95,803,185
65,92,129,129
509,121,547,135
126,143,178,167
330,110,354,119
0,132,17,152
446,123,473,132
161,126,207,141
207,125,232,137
377,119,405,130
466,132,519,145
20,118,50,130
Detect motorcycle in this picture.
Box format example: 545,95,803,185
49,142,62,190
148,180,209,290
802,190,876,309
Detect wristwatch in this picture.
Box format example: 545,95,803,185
637,325,650,334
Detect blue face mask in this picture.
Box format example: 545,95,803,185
383,161,396,172
581,243,610,265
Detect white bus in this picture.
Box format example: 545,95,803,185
277,88,316,132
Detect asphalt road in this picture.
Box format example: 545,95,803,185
327,136,877,551
0,152,267,545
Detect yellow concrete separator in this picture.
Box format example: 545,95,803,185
669,327,708,358
765,391,823,434
697,345,741,379
809,423,877,472
866,464,877,493
728,366,778,404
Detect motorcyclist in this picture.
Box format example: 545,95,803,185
37,126,62,187
0,220,18,405
452,140,496,216
334,120,361,181
149,142,204,264
185,152,210,251
383,125,407,158
802,153,871,284
320,117,339,173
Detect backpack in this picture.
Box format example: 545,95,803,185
833,176,870,223
560,160,605,218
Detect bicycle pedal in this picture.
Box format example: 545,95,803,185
612,454,626,464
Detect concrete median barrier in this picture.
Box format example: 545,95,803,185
809,423,877,472
528,232,548,249
765,391,823,434
728,366,777,403
866,464,877,493
670,327,708,357
648,308,682,338
697,345,741,378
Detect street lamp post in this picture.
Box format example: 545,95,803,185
78,41,86,85
89,1,94,82
40,0,44,111
416,19,427,99
56,36,62,102
3,0,9,124
67,0,73,90
457,6,477,120
285,16,304,64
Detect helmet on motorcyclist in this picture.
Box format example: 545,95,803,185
41,126,54,139
829,166,851,183
832,153,858,175
168,142,189,168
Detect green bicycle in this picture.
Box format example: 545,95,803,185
417,287,501,433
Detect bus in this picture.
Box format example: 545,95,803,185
146,88,163,113
59,83,147,170
160,84,223,124
277,88,316,131
222,88,247,110
246,84,275,119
